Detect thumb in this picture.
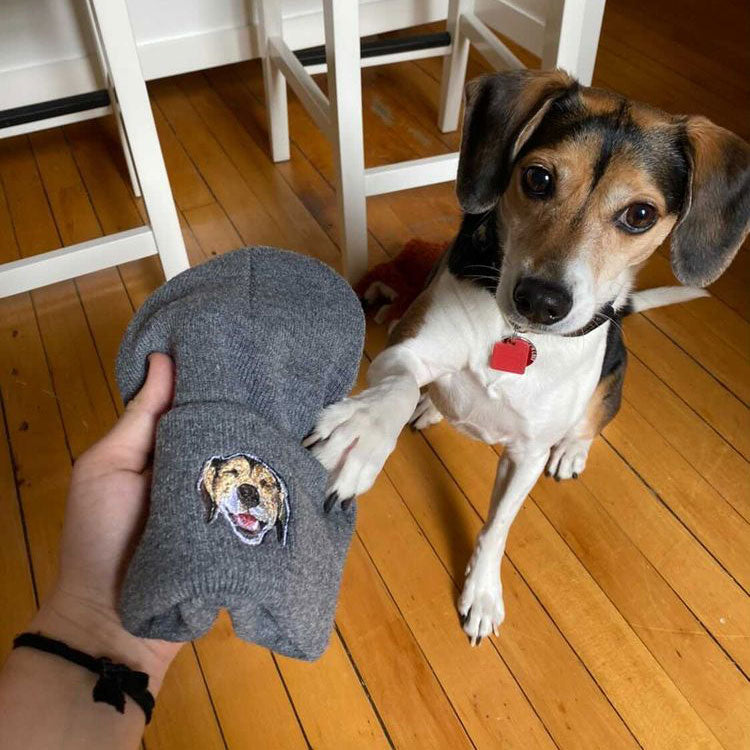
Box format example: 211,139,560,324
88,353,175,474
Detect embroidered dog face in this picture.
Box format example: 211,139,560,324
198,454,289,546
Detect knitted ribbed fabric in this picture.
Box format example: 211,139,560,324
115,248,364,660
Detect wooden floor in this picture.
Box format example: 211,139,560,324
1,0,749,747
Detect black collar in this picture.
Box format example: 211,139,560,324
562,301,617,337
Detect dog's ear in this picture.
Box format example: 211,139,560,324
456,69,577,213
670,117,750,286
199,459,221,524
275,494,289,545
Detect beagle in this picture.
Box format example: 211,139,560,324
305,70,750,644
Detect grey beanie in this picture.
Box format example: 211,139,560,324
115,247,364,660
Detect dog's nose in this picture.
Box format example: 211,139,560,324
237,483,260,507
513,277,573,325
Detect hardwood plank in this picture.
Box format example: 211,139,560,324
237,59,460,251
530,470,750,749
0,138,78,596
151,107,214,212
704,248,750,322
8,130,115,461
642,302,750,406
183,202,244,259
0,189,38,656
594,39,749,140
204,65,389,266
177,72,342,268
0,137,59,255
623,355,750,521
65,119,166,309
582,438,750,672
276,633,392,750
510,501,721,748
0,366,37,663
639,253,750,364
606,399,750,592
143,646,225,750
150,79,288,250
0,289,72,598
600,0,749,102
623,314,750,459
193,613,308,750
338,536,474,749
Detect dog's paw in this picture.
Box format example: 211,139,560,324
546,436,592,481
409,392,443,431
304,383,407,507
458,563,505,646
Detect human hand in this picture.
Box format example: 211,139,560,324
31,353,181,686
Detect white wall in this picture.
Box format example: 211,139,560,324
0,0,545,110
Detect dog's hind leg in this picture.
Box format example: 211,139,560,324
409,391,443,431
460,445,549,644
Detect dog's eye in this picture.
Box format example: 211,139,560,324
522,166,554,199
617,203,658,233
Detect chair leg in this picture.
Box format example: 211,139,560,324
257,0,291,162
572,0,605,86
542,0,604,85
323,0,368,283
438,0,474,133
82,0,142,197
86,0,189,279
113,100,142,198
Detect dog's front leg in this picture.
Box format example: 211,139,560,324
460,446,549,644
306,345,429,505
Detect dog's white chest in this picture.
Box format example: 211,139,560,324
430,329,606,446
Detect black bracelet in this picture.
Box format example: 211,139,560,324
13,632,155,724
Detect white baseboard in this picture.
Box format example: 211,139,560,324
0,0,543,113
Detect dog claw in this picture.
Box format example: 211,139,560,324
341,497,354,511
572,471,579,479
324,492,338,513
302,433,320,449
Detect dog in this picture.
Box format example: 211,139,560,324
199,454,290,546
304,69,750,644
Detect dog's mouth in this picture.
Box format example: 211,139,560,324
229,512,267,536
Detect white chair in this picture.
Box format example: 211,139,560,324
257,0,606,282
0,0,189,298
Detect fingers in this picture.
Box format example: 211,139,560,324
85,353,175,474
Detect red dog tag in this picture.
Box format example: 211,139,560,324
490,337,537,374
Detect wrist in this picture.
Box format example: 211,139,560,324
29,588,181,692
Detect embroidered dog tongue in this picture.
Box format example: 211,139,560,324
490,337,537,374
234,513,260,531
